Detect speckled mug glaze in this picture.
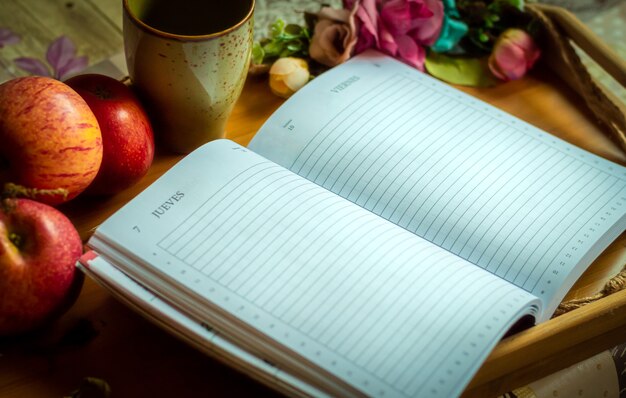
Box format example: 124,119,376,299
123,0,254,153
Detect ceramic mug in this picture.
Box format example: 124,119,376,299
123,0,254,153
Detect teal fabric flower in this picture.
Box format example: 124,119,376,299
431,0,468,53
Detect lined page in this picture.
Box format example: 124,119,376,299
249,50,626,316
91,140,540,398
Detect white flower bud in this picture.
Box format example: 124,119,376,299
268,57,310,98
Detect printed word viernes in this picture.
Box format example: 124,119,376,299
331,75,360,93
152,191,185,219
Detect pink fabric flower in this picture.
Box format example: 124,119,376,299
351,0,380,53
309,6,359,67
488,29,541,81
380,0,432,37
342,0,444,71
409,0,444,46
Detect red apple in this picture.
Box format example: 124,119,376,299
0,76,103,205
65,74,155,195
0,198,83,336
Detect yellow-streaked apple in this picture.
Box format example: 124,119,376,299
0,76,103,205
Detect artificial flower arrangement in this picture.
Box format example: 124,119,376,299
252,0,542,98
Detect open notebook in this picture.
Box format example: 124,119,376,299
79,50,626,397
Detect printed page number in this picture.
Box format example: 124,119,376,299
282,119,295,131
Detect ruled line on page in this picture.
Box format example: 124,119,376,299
255,214,394,310
440,144,561,254
367,109,489,219
195,177,320,276
388,118,503,229
371,266,491,377
302,226,417,340
185,170,299,266
280,71,626,299
478,155,580,275
489,167,603,277
432,142,556,247
458,165,597,267
350,95,465,209
418,132,531,242
157,162,279,254
292,74,406,176
142,147,538,398
339,92,449,201
524,176,622,290
322,87,434,190
404,283,525,397
220,195,351,292
313,83,431,188
224,193,361,298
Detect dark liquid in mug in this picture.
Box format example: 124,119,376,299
137,0,252,36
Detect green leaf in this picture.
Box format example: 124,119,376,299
284,24,303,36
302,26,311,39
286,42,303,52
280,48,292,58
263,41,284,57
270,19,286,37
278,24,309,41
502,0,524,10
252,42,265,65
425,52,498,87
253,19,311,64
277,33,298,41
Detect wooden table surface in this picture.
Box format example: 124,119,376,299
1,1,626,398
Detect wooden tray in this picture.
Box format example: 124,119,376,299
2,4,625,398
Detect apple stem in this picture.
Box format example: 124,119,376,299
2,182,69,201
8,231,23,249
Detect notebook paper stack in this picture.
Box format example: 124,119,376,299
79,50,626,397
